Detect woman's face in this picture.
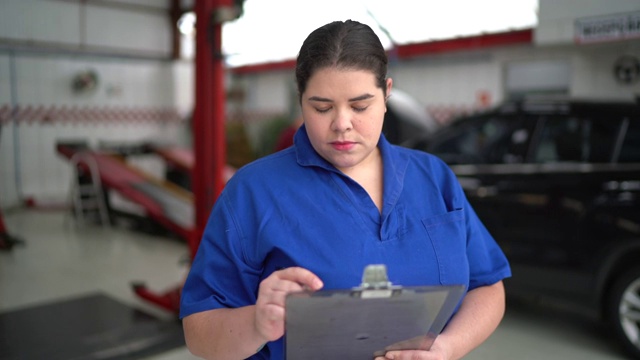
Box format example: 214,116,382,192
301,67,392,173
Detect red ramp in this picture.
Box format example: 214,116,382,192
57,142,194,242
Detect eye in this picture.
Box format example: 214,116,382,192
353,106,368,113
315,107,331,114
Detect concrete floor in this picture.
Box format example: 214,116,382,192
0,209,632,360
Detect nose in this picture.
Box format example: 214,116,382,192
330,108,353,133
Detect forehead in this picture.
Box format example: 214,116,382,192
305,67,379,97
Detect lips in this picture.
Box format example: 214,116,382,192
330,141,356,151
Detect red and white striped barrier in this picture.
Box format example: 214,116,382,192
0,104,184,125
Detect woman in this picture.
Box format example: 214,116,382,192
180,20,511,360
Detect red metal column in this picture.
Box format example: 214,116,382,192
191,0,228,258
133,0,233,314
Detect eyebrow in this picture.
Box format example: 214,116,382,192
307,93,375,103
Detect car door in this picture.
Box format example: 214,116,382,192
426,112,539,264
424,103,639,311
443,114,550,290
483,112,627,306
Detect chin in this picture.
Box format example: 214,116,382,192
331,158,361,171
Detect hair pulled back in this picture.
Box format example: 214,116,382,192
295,20,388,103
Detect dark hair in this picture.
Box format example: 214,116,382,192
295,20,388,103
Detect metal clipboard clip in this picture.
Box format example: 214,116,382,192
351,264,403,299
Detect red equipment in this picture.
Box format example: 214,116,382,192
146,144,235,189
131,0,238,314
56,142,195,241
0,208,24,251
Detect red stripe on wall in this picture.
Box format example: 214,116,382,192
397,29,533,59
230,28,534,75
231,59,297,75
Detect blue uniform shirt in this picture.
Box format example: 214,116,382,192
180,125,511,359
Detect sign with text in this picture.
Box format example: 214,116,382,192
575,11,640,44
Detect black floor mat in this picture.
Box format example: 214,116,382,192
0,292,185,360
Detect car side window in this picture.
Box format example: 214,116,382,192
426,116,494,164
534,117,581,163
589,118,623,163
428,115,530,164
618,119,640,163
534,116,622,163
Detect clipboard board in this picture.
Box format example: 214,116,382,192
285,265,465,359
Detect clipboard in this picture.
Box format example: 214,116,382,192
285,265,465,359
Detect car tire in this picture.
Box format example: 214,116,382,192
607,265,640,359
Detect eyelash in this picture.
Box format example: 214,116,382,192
315,106,368,114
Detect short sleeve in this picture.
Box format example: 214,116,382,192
463,196,511,290
179,192,262,318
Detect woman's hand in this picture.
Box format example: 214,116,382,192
254,267,323,342
375,281,506,360
373,336,452,360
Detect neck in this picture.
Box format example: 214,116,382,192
341,149,384,213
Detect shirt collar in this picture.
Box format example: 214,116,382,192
293,124,408,186
293,124,337,172
379,131,408,215
293,123,409,215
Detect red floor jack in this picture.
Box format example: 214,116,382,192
131,229,196,315
132,281,184,314
0,208,24,251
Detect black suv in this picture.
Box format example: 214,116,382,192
407,97,640,359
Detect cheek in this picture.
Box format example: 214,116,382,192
303,116,324,134
302,119,327,145
357,114,384,136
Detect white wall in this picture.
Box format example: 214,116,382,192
172,60,195,119
238,70,295,114
0,0,82,45
570,42,640,99
0,0,192,209
389,51,502,107
0,0,172,56
0,52,189,208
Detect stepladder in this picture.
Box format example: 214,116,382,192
68,152,110,227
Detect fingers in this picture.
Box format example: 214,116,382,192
258,267,323,306
374,350,442,360
256,267,323,318
254,267,323,341
274,267,324,291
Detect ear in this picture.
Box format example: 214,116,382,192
385,78,393,99
384,78,393,112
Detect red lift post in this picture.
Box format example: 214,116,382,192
191,0,230,258
133,0,237,314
